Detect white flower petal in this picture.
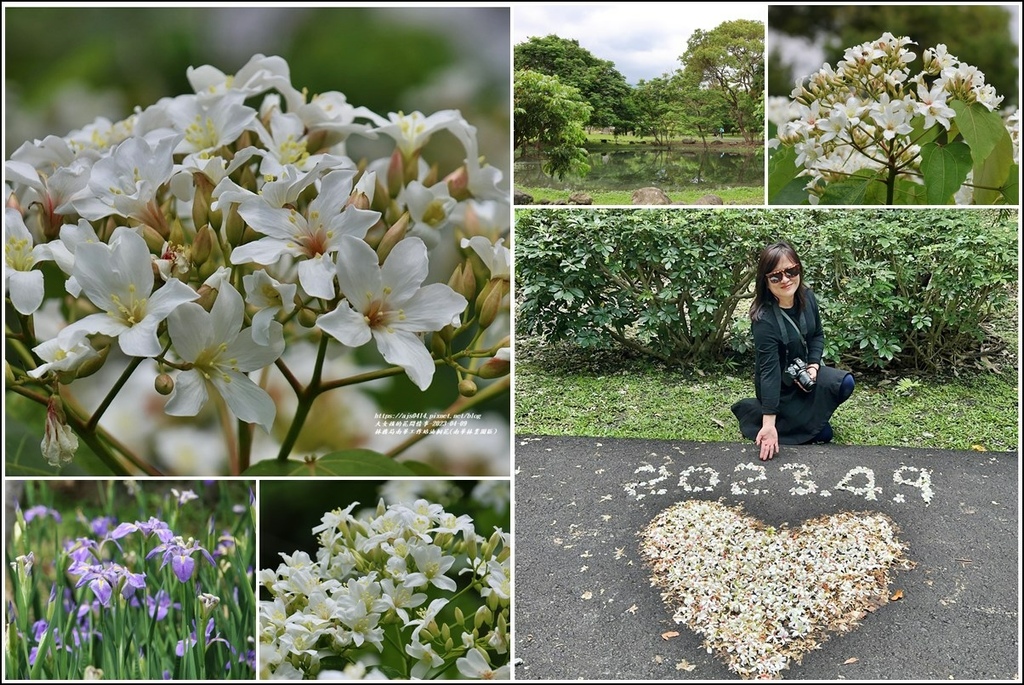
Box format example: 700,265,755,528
297,255,336,299
165,369,209,417
316,304,372,348
6,269,45,315
380,237,430,303
372,329,436,390
117,318,162,358
168,302,215,362
211,369,277,432
395,283,467,331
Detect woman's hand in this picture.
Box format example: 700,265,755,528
755,424,779,461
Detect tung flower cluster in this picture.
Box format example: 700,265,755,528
259,492,511,680
4,53,510,476
768,32,1017,205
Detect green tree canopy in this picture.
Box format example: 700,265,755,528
681,18,765,143
513,69,592,180
514,34,635,133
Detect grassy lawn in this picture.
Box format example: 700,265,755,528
514,339,1020,453
515,186,765,206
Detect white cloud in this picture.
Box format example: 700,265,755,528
512,2,767,85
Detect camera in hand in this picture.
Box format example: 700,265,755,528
785,358,816,390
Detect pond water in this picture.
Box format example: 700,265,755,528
514,147,765,192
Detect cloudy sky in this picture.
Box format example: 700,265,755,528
512,3,767,85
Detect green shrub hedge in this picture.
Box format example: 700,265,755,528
515,208,1017,370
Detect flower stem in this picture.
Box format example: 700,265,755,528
86,356,144,432
275,333,330,461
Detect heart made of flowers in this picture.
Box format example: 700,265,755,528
638,499,913,680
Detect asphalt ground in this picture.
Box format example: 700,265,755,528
512,435,1020,681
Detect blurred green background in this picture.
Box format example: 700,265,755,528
3,5,510,171
767,4,1020,111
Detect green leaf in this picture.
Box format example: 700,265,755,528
767,145,799,202
770,175,810,205
920,141,973,204
242,449,418,476
950,100,1007,165
970,126,1013,205
819,172,881,205
999,163,1019,205
400,460,447,476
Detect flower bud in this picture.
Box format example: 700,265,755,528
154,374,175,396
458,379,478,397
297,307,318,328
346,187,372,212
191,182,211,231
430,331,448,358
420,162,439,188
478,348,511,379
363,218,387,250
447,262,477,303
223,203,245,247
376,213,410,263
476,280,503,330
474,605,493,631
437,323,457,344
191,225,214,266
41,396,77,467
141,224,167,253
60,342,110,383
195,284,219,312
168,218,187,247
305,129,328,154
404,149,424,185
444,165,471,201
372,176,392,214
387,149,405,198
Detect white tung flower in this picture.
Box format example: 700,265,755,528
230,168,379,299
28,329,100,380
165,283,284,432
4,207,52,315
59,228,198,357
243,269,297,346
316,236,467,391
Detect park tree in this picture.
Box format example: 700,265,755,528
767,4,1018,109
633,76,679,146
681,18,765,144
514,34,636,134
513,69,592,180
674,71,731,145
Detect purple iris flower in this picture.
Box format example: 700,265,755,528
146,536,216,583
71,562,146,606
145,589,180,621
89,516,117,537
23,505,62,524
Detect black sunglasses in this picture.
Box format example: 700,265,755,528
766,265,801,284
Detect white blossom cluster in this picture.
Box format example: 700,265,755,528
4,53,511,474
258,496,511,680
768,32,1017,203
638,499,912,680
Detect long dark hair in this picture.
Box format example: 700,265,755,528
748,240,809,321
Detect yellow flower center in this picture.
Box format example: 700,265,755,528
4,236,34,271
